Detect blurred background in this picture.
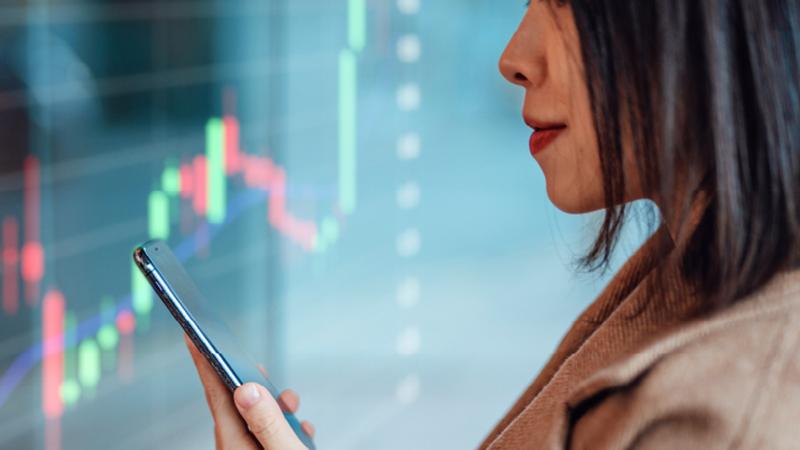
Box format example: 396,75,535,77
0,1,649,449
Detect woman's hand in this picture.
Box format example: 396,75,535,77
184,335,315,450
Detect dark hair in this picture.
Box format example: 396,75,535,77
568,1,800,306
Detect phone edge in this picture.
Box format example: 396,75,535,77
132,243,242,391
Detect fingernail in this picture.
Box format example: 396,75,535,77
236,384,262,409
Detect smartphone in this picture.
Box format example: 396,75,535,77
133,240,315,449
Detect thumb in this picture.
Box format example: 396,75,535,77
234,383,306,450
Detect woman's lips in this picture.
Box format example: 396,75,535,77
529,126,566,156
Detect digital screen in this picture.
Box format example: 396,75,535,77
0,1,626,449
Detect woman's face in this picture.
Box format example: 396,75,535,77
500,2,642,213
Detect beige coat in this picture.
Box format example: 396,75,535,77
479,222,800,450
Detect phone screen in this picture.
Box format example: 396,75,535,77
133,240,315,449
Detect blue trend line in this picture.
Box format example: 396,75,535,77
0,188,268,409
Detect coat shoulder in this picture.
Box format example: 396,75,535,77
568,294,800,450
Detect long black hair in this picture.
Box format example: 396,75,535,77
568,0,800,306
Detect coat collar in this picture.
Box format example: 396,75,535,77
486,258,800,450
482,237,800,450
479,223,676,450
485,221,695,450
481,194,800,450
483,191,800,450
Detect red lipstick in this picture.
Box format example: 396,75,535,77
529,127,565,156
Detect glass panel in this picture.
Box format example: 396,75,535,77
0,1,639,449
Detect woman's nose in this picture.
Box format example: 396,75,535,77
498,31,547,89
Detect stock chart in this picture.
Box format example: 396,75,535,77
0,1,612,449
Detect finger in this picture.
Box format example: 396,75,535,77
185,334,235,417
184,335,254,445
301,421,316,439
234,383,306,450
278,389,299,413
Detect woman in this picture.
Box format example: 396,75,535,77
186,1,800,448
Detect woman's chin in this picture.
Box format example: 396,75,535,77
545,182,603,215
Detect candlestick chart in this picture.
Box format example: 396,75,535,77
0,0,368,449
0,1,576,449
